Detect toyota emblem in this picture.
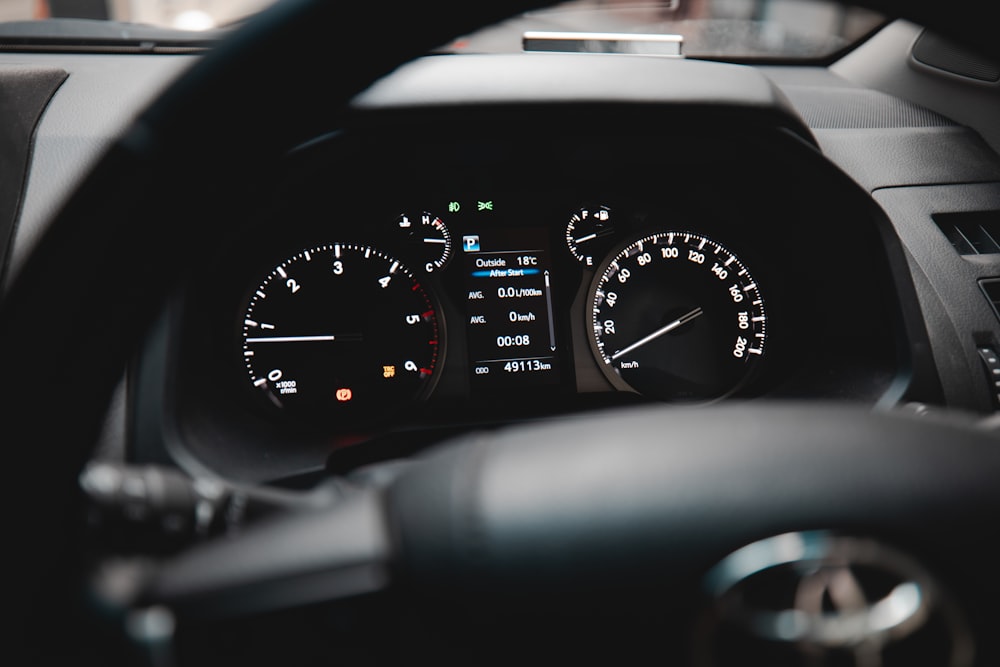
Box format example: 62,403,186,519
694,531,974,667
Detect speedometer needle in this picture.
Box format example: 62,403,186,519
246,334,362,343
610,307,703,361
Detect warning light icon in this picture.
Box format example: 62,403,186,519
383,365,396,378
335,388,353,402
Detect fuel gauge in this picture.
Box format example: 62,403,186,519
396,211,453,273
566,205,616,268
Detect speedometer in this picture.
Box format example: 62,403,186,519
588,231,766,401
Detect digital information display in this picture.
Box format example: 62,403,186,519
463,228,560,388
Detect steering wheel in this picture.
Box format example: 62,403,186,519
3,0,1000,664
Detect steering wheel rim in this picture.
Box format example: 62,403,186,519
2,0,999,662
0,0,549,649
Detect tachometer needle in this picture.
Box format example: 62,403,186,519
246,334,362,343
610,307,703,361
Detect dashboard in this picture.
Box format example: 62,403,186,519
147,96,909,485
9,3,1000,664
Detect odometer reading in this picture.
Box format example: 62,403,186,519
588,231,766,400
463,227,560,388
242,244,441,420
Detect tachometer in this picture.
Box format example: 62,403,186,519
588,231,765,400
242,243,442,421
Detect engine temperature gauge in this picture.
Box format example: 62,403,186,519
396,211,453,273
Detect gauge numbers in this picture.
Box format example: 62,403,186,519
589,231,766,401
242,244,441,420
396,211,453,273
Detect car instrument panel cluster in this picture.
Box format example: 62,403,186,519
238,201,769,425
163,129,901,480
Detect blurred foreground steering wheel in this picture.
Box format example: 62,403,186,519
2,0,1000,664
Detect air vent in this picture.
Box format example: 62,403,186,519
979,279,1000,321
933,211,1000,255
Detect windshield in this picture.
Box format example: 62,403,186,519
0,0,885,61
451,0,887,60
0,0,275,30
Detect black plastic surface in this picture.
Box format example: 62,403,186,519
875,184,1000,412
353,54,816,146
0,66,66,290
913,30,1000,82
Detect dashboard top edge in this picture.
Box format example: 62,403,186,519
347,56,817,145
